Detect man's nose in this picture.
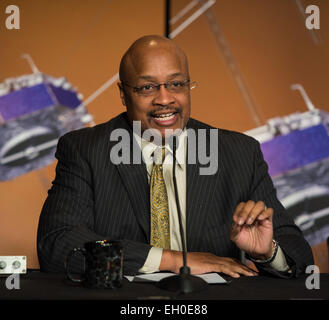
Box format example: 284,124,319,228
152,85,175,106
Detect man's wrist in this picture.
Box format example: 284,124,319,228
159,249,180,272
248,239,275,261
249,239,279,264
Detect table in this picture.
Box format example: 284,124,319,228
1,270,328,316
1,270,328,299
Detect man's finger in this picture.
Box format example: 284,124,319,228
245,201,266,225
231,265,258,277
217,260,258,278
230,222,241,241
233,200,255,225
229,259,258,276
257,207,274,222
233,202,245,216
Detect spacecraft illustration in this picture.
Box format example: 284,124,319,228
246,84,329,247
0,54,93,181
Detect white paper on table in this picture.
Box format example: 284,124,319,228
124,272,227,284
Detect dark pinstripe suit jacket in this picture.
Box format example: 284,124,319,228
37,112,313,277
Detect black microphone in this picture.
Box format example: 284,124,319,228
157,134,208,294
171,135,187,269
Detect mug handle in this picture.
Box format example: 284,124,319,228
65,247,86,283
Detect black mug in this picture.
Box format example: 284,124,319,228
65,240,123,289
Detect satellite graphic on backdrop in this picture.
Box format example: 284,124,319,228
0,55,93,181
246,84,329,247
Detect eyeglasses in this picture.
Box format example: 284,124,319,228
121,79,197,96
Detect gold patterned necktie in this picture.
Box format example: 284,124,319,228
150,147,170,249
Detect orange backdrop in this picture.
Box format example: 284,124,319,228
0,0,328,271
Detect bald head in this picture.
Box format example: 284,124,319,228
119,35,189,83
117,35,192,140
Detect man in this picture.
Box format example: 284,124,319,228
37,35,313,278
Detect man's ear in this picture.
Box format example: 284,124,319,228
117,82,126,106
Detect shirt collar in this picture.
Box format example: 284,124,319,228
133,129,186,168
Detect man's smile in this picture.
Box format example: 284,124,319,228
149,110,180,126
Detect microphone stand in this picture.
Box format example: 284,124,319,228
157,136,208,294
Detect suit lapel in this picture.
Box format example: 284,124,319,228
186,120,221,251
110,113,150,241
116,162,150,241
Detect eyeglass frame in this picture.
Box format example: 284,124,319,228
120,79,197,96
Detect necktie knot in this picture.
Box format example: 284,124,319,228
153,147,166,165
